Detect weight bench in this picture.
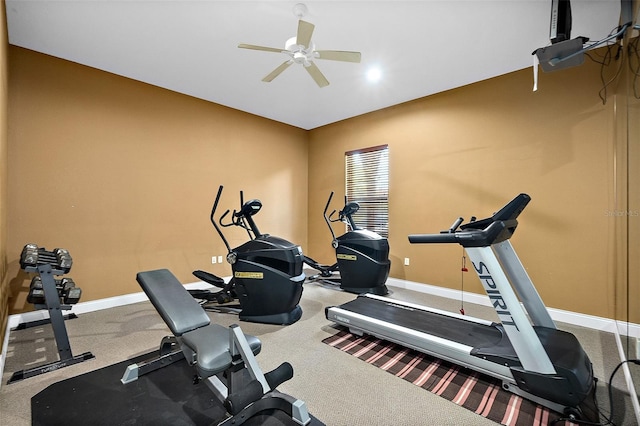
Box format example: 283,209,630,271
121,268,311,425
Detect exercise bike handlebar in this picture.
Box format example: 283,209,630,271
323,192,337,242
210,186,265,254
218,197,262,239
323,191,367,241
210,185,232,253
340,200,360,231
219,209,234,226
231,192,262,238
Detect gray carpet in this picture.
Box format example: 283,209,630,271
1,279,638,425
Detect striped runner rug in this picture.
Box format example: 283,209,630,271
322,328,577,426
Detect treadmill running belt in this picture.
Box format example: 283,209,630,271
336,296,505,349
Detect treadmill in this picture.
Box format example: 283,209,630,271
325,194,595,419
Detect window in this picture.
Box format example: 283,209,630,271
345,145,389,238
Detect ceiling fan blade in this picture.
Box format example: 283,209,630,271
238,43,283,53
305,62,329,88
262,61,292,82
296,20,315,48
316,50,362,63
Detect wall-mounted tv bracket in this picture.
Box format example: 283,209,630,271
8,244,94,384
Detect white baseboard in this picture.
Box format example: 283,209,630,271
5,281,211,330
6,292,147,330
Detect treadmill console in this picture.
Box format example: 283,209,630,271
408,193,531,248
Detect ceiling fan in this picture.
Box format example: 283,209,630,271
238,19,361,88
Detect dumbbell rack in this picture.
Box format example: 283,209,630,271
8,244,95,384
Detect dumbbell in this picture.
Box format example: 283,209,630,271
27,276,64,304
64,286,82,305
27,289,45,305
20,243,39,269
34,248,72,272
59,277,75,294
27,276,45,304
53,248,73,272
34,250,56,264
57,277,81,304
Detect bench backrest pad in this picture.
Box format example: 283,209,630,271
136,269,210,335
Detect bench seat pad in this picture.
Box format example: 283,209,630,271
181,323,262,378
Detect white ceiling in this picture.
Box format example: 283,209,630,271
5,1,623,130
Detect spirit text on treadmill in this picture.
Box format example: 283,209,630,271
334,315,350,324
473,261,520,331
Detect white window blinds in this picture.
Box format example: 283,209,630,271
345,145,389,238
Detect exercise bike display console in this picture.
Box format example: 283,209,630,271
305,192,390,295
325,194,596,419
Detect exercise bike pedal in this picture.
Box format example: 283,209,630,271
188,289,221,302
193,270,226,288
216,293,234,304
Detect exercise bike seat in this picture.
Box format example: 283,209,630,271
136,269,261,378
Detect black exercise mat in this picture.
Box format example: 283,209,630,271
32,352,324,426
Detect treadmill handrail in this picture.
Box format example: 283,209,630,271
409,220,515,247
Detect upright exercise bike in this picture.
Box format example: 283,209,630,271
191,185,305,325
304,192,390,295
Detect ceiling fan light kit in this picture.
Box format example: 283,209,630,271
238,15,361,88
292,3,308,19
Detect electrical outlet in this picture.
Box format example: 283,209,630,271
211,256,217,264
404,257,410,266
218,255,223,264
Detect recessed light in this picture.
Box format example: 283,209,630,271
366,67,382,83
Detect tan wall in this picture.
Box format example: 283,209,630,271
308,57,628,320
1,0,9,341
617,41,640,329
6,46,308,314
5,43,637,324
